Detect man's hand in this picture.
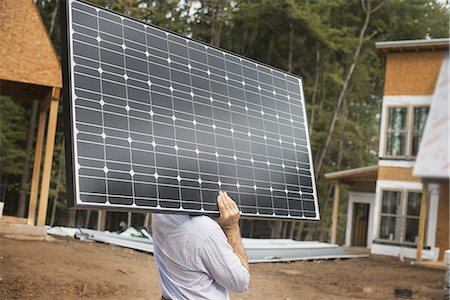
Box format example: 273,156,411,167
215,191,249,271
216,191,240,231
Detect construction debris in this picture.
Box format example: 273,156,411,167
47,226,368,263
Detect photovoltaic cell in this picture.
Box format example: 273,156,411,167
61,0,319,220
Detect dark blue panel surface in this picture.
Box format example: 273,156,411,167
62,0,319,220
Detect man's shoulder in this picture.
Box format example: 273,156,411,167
153,213,223,241
184,215,223,240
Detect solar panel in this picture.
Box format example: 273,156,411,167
61,0,319,220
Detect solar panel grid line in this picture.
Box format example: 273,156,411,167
271,70,293,216
141,24,162,211
74,117,309,165
189,49,208,211
74,95,309,149
121,10,138,207
202,39,222,211
73,77,305,144
72,56,307,130
70,23,305,111
70,53,307,125
77,185,307,215
74,137,313,192
62,0,319,220
75,186,313,212
163,26,184,210
76,147,315,189
237,55,260,214
285,75,307,216
253,63,274,215
75,132,312,174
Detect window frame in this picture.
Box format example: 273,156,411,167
403,190,422,243
378,188,403,243
410,105,430,158
377,188,424,246
383,104,430,159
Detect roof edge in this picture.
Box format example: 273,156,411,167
324,165,378,180
376,38,450,54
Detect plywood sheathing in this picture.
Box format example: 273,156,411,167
0,0,62,89
383,51,446,96
377,166,421,182
435,181,449,261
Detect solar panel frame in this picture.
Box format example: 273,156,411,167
61,0,320,221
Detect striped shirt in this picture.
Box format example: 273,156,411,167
152,213,250,300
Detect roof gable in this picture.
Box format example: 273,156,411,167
0,0,62,88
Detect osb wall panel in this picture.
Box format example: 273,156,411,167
384,51,445,96
348,181,377,193
0,0,62,88
436,181,449,261
378,166,421,182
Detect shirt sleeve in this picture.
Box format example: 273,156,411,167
198,228,250,293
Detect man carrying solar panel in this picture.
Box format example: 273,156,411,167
152,191,250,299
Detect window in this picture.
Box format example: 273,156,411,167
385,106,429,158
386,108,407,156
405,192,421,243
379,189,423,245
379,191,402,241
411,107,429,156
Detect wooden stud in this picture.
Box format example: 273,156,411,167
330,181,340,244
97,210,106,231
144,213,150,227
37,88,60,226
127,212,132,227
27,104,47,225
416,182,429,262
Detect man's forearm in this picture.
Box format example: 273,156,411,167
223,225,249,271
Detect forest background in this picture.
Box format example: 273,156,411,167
1,0,448,242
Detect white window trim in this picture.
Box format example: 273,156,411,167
379,95,432,158
372,180,423,246
377,187,423,245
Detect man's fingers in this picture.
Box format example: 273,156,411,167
224,192,238,211
220,192,231,210
217,193,225,213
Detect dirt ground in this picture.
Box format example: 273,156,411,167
0,236,446,300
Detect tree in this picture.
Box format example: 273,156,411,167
25,0,449,235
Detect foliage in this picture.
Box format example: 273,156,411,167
0,96,29,203
1,0,448,236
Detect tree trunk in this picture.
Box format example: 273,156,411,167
305,223,317,241
144,213,151,227
48,2,58,36
83,210,91,228
1,175,9,203
17,100,39,217
68,209,76,227
210,1,223,47
287,20,294,73
289,221,296,239
266,38,274,65
295,222,305,240
271,221,283,238
50,138,65,226
49,196,57,226
337,97,349,169
309,48,321,134
314,0,381,178
281,222,288,238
